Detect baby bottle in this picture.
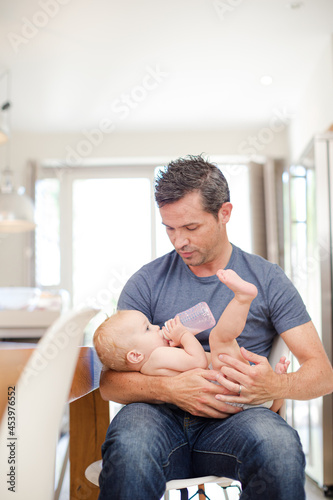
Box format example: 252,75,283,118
165,302,216,335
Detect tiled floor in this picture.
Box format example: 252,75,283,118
305,476,328,500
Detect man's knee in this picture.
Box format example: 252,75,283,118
238,414,305,499
238,412,304,469
102,403,162,457
242,414,305,484
253,413,304,463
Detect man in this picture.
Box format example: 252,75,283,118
98,155,333,499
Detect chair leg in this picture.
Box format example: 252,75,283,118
222,488,229,500
220,484,242,499
171,482,242,500
54,434,69,500
180,488,189,500
180,487,209,500
198,484,205,500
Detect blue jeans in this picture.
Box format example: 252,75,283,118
99,403,305,500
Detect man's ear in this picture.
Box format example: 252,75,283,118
126,350,144,365
219,202,233,224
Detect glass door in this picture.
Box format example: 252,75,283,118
284,159,324,486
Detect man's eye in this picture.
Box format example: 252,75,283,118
187,226,198,231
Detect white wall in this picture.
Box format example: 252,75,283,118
289,36,333,162
10,127,289,182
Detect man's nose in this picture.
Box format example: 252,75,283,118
172,231,190,249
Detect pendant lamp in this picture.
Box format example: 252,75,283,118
0,72,36,233
0,129,9,144
0,168,36,233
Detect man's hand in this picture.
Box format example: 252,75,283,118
163,367,243,418
214,347,283,405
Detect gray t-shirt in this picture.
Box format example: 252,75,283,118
118,244,311,357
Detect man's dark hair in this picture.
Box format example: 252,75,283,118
154,154,230,218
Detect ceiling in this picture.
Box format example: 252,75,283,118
0,0,333,133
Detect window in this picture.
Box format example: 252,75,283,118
72,177,151,310
35,160,252,312
35,178,61,286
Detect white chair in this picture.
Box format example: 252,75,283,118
0,307,98,500
85,334,289,499
164,476,241,500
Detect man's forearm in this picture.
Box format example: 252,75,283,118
279,357,333,401
99,368,172,404
278,322,333,401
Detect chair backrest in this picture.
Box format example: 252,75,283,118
268,334,289,369
268,334,289,419
0,307,98,500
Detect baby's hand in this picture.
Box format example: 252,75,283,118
275,356,290,375
163,316,189,346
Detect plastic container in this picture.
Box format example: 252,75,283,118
166,302,216,334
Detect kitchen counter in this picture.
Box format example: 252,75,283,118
0,310,61,339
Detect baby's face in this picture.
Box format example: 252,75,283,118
126,311,169,353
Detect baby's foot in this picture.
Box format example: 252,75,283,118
217,269,258,303
275,356,290,374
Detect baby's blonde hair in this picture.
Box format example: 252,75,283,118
93,310,135,371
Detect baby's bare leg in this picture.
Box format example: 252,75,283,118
210,270,258,370
214,269,258,342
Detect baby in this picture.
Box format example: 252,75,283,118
94,269,289,410
94,310,208,375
